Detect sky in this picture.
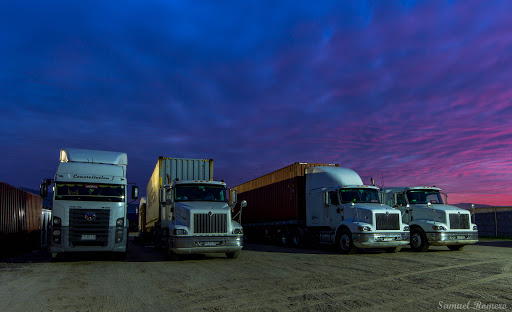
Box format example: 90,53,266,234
1,0,512,206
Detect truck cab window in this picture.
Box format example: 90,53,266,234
339,188,380,204
328,191,339,205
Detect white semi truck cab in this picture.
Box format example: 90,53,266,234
383,186,478,251
158,179,245,259
305,167,410,254
40,148,139,259
144,157,244,260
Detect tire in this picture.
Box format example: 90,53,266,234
166,239,181,261
114,252,127,261
385,246,401,253
410,228,429,252
226,250,241,259
278,229,288,246
290,228,304,248
336,229,357,254
448,245,465,251
50,253,60,262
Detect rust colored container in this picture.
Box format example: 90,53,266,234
235,163,338,224
0,181,43,256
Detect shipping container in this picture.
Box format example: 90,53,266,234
235,163,338,224
0,182,43,257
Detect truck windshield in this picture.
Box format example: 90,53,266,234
55,183,125,202
339,188,380,204
406,190,444,205
174,184,227,202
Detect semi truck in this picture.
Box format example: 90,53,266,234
235,163,410,254
40,148,139,260
383,186,478,251
142,157,244,260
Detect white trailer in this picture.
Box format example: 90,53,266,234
383,186,478,251
40,148,139,260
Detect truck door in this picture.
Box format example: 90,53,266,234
395,192,410,223
325,191,342,226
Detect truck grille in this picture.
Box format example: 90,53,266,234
375,213,400,230
194,213,227,234
69,209,110,247
449,214,470,229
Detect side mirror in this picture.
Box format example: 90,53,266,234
40,178,50,198
241,200,247,209
132,185,139,200
229,188,237,209
159,187,166,205
471,204,475,216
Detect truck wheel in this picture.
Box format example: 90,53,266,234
410,228,429,252
50,253,60,262
226,251,241,259
384,247,401,253
290,228,304,248
336,229,357,254
448,245,465,251
166,240,181,261
278,229,289,246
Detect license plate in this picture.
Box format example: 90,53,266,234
457,236,466,240
380,237,394,241
201,241,219,246
81,235,96,240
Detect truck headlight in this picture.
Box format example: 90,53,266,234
53,229,61,236
116,218,124,227
53,217,61,226
473,225,478,230
403,226,410,232
233,228,243,235
173,229,188,235
432,225,447,231
357,226,372,232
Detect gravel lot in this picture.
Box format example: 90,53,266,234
1,238,511,312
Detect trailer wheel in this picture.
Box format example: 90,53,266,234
410,228,429,252
226,251,241,259
278,229,289,246
336,229,356,254
448,245,465,251
290,228,304,248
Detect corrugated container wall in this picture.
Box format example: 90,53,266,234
0,182,43,256
234,163,338,224
145,157,214,229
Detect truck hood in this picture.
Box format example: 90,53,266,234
350,203,399,213
412,204,470,214
175,201,231,213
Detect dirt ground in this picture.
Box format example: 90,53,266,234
1,238,511,312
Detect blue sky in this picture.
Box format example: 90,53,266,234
1,1,512,205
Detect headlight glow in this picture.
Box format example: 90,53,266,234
53,217,61,226
173,229,188,235
357,226,372,232
432,225,447,231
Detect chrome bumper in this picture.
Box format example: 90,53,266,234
48,226,127,253
170,235,243,254
426,232,479,246
352,232,410,249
